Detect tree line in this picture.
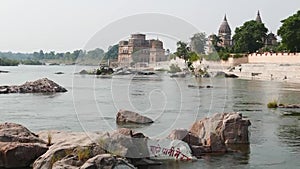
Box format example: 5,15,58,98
0,44,119,66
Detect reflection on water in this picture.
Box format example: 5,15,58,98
277,116,300,153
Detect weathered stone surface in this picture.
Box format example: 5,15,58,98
116,110,154,124
167,129,202,146
0,78,67,94
0,123,48,168
80,154,135,169
33,131,105,169
189,112,251,154
100,129,150,158
33,129,149,168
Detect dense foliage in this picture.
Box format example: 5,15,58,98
190,33,206,54
0,58,19,66
277,10,300,52
233,20,268,53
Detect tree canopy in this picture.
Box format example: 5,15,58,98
233,20,268,53
277,10,300,52
104,44,119,60
174,41,190,62
190,32,206,54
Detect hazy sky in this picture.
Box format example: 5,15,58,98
0,0,299,53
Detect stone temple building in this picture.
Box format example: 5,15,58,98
118,34,167,67
218,15,232,48
208,11,277,53
255,10,277,48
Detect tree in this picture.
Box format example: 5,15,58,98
277,10,300,52
174,41,190,62
209,34,223,52
190,32,206,54
233,20,268,53
104,44,119,60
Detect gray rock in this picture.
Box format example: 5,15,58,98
0,123,48,168
80,154,135,169
167,129,202,146
116,110,154,124
189,112,251,155
0,78,67,94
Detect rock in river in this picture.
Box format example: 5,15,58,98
116,110,154,124
0,78,67,94
189,112,251,153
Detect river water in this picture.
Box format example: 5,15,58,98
0,65,300,169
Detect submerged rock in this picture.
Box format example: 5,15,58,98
0,78,67,94
116,110,154,124
0,123,48,168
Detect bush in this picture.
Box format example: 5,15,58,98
77,147,90,161
168,64,181,73
267,100,278,108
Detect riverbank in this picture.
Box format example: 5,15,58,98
202,61,300,84
0,112,251,168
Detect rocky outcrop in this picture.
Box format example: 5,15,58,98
0,123,48,168
167,129,202,146
168,113,251,156
0,78,67,94
116,110,154,124
189,112,251,154
187,85,213,89
33,131,106,169
278,104,300,108
33,128,149,168
80,154,135,169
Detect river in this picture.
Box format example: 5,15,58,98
0,65,300,169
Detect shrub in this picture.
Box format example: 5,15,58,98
267,100,278,108
77,147,90,161
47,132,52,146
168,64,181,73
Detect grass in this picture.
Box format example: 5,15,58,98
77,147,91,161
47,132,52,146
267,99,278,108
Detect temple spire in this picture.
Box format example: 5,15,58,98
224,14,227,22
256,10,262,23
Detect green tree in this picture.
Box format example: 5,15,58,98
277,10,300,52
104,44,119,60
233,20,268,53
174,41,190,62
190,32,206,54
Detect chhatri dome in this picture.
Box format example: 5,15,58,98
218,15,231,35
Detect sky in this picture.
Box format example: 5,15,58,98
0,0,299,53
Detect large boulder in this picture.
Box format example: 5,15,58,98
0,78,67,94
167,129,202,146
116,110,154,124
0,123,48,168
32,131,106,169
99,128,149,159
33,129,149,168
189,112,251,154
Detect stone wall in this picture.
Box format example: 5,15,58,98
248,52,300,64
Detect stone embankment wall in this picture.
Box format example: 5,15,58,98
248,52,300,64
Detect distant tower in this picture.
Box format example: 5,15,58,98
218,15,232,47
256,10,262,23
